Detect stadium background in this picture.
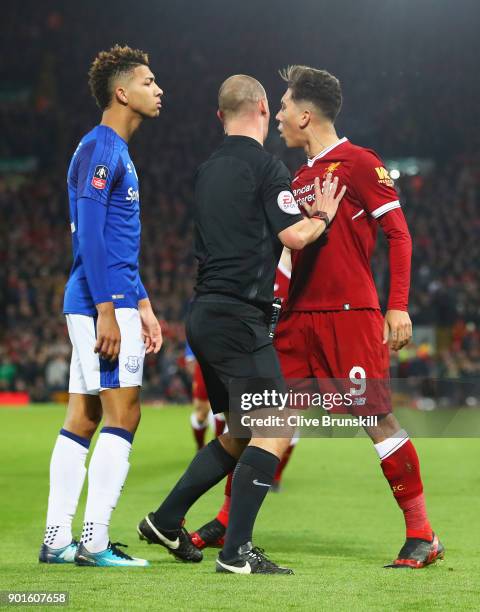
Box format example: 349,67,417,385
1,0,479,404
0,2,479,609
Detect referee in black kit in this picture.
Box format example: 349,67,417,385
138,75,345,574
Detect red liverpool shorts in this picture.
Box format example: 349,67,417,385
193,361,209,401
274,309,391,415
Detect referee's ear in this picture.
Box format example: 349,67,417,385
217,109,225,125
259,98,269,117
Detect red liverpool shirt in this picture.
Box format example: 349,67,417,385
287,138,411,312
274,261,291,301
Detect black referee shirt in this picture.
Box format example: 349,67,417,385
193,135,303,306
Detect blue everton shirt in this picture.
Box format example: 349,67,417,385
64,125,147,315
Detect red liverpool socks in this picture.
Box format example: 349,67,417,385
400,494,432,540
216,471,233,527
375,431,433,541
190,414,208,450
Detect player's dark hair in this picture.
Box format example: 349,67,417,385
88,44,149,110
279,65,342,122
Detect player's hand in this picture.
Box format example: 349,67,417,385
139,300,163,354
383,310,412,351
305,172,346,222
95,303,121,361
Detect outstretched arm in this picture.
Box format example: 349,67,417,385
278,173,346,250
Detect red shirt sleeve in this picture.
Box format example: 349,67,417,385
377,208,412,311
350,149,412,311
349,149,400,218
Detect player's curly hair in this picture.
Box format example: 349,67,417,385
88,44,149,110
279,65,342,122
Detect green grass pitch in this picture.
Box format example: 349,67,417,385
0,405,479,611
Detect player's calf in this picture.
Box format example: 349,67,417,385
101,387,141,434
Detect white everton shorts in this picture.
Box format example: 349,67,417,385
66,308,145,395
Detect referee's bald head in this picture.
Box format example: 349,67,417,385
218,75,267,121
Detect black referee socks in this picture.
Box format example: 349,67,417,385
222,446,279,559
153,438,236,530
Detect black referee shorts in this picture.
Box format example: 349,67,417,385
186,294,285,415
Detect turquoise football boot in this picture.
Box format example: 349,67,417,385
74,541,149,567
39,540,78,564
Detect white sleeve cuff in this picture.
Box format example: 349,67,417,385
370,200,401,219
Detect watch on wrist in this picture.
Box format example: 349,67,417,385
311,211,330,227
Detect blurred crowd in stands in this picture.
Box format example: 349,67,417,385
1,1,479,402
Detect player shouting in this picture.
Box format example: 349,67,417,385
39,46,163,567
273,65,443,569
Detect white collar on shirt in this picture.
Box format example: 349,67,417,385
307,137,348,167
